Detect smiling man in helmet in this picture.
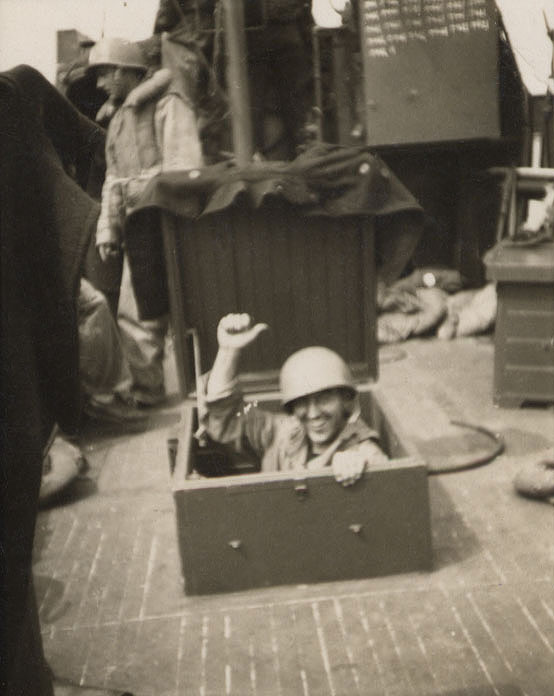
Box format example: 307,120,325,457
88,37,203,407
204,314,388,486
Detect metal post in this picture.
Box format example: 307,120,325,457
222,0,254,165
312,27,324,142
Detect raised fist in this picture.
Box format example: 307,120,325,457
216,313,268,351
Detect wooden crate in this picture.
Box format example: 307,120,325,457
485,242,554,407
161,201,378,396
171,389,432,595
161,192,432,595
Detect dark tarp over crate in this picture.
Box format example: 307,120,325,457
125,144,423,393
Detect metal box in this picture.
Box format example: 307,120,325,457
359,0,500,146
485,242,554,407
171,389,432,595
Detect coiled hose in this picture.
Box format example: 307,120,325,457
427,420,505,474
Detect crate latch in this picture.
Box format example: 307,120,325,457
294,480,309,500
348,523,363,535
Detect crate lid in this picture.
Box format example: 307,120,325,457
484,241,554,283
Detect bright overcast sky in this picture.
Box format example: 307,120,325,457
0,0,159,82
0,0,552,92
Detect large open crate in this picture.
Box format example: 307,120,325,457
161,202,431,595
127,148,431,595
171,389,431,595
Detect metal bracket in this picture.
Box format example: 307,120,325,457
187,327,209,448
167,437,179,475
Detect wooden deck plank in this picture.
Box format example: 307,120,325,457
201,612,230,696
235,607,282,696
357,595,419,696
48,522,104,631
265,603,308,696
222,610,257,696
287,602,334,696
174,613,209,696
403,591,476,694
464,583,554,696
126,617,182,696
333,596,392,696
73,624,121,691
95,619,141,692
377,594,458,695
43,626,97,688
308,598,362,696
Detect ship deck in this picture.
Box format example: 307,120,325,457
35,335,554,696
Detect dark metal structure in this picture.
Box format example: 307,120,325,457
358,0,501,146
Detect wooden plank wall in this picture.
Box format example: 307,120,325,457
166,202,377,384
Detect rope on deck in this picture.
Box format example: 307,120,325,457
427,420,505,474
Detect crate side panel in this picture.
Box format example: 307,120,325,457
177,465,431,595
173,204,376,382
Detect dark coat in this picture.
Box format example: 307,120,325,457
0,65,101,695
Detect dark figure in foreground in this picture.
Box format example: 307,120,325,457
0,64,133,696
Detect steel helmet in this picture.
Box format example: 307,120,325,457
280,346,356,408
88,38,148,73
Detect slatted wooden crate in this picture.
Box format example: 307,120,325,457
485,242,554,407
162,196,431,594
161,200,378,395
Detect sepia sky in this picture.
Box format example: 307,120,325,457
0,0,159,81
0,0,552,92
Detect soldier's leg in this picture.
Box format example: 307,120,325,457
117,255,168,406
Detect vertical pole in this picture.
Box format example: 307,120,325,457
312,28,324,142
222,0,254,165
332,31,353,144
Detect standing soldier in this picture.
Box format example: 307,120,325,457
88,38,203,407
152,0,314,159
